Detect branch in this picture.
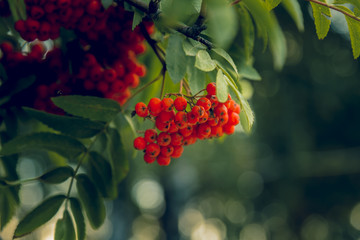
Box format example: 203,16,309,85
122,0,214,49
306,0,360,22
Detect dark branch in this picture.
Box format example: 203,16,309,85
122,0,214,49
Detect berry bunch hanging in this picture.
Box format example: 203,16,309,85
0,1,154,113
133,83,241,166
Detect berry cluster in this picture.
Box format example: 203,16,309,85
1,2,153,113
133,83,241,166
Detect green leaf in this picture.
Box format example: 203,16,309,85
69,198,85,240
282,0,304,31
8,0,26,21
0,76,36,106
222,70,255,131
195,50,216,72
216,69,229,103
0,133,86,159
186,57,206,94
334,0,360,10
265,0,282,10
337,6,360,58
39,166,74,184
0,189,18,230
52,95,121,122
13,195,66,238
132,10,145,30
243,0,287,70
238,6,255,61
76,174,105,229
54,210,75,240
88,151,117,199
166,33,188,83
212,48,239,75
101,0,113,9
24,107,106,138
182,39,205,56
310,0,331,40
107,128,129,183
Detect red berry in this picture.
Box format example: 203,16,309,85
57,0,71,9
0,42,13,55
206,82,216,95
148,98,162,116
146,143,160,157
157,132,171,146
215,104,228,117
171,145,184,158
30,6,45,19
211,125,223,138
187,112,199,125
233,103,241,114
179,125,193,137
134,136,147,150
168,121,179,134
196,97,211,111
161,98,174,112
175,111,188,129
96,81,109,94
208,116,219,127
144,129,157,143
26,18,40,31
104,68,117,82
155,117,170,132
135,102,149,117
199,111,209,124
223,123,235,135
174,96,187,111
228,112,240,126
157,155,171,166
144,154,156,164
218,113,229,126
191,105,205,118
83,53,97,67
89,65,104,82
157,110,175,124
160,145,174,157
170,133,183,146
197,123,211,138
14,20,26,32
124,73,139,88
86,0,101,15
208,95,219,108
135,65,146,77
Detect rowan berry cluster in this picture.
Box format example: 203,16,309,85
133,83,241,166
0,1,153,113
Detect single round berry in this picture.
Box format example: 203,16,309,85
206,82,216,95
135,102,149,117
146,143,161,158
179,125,193,137
174,96,187,111
196,97,211,111
223,123,235,135
157,132,171,146
144,129,157,143
160,145,174,157
170,133,183,146
171,145,184,158
191,105,205,118
161,98,174,112
175,111,188,129
144,154,156,164
197,123,211,138
157,110,175,124
157,155,171,166
228,112,240,125
134,136,147,150
148,97,162,116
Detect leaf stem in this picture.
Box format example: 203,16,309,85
306,0,360,22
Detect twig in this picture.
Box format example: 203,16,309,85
306,0,360,22
230,0,242,6
139,22,166,68
122,0,214,49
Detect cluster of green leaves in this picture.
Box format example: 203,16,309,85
0,96,129,239
309,0,360,58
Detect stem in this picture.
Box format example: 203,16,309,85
160,69,166,99
122,0,214,49
230,0,242,6
3,177,38,186
139,22,166,68
306,0,360,22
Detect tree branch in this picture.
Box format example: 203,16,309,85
306,0,360,22
122,0,214,49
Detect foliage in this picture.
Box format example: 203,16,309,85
0,0,359,239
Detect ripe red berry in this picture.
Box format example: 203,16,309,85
146,143,160,158
199,111,209,124
144,154,156,164
171,145,184,158
168,121,179,134
175,111,188,129
223,123,235,135
197,123,211,138
174,96,187,111
218,113,229,126
170,133,183,146
155,117,170,132
211,125,223,138
187,112,199,125
191,105,205,118
233,103,241,114
124,73,139,88
157,110,175,124
135,102,149,117
160,145,174,157
157,155,171,166
134,136,147,150
214,104,228,117
30,6,45,19
161,98,174,112
83,53,97,67
144,129,157,143
196,97,211,111
206,82,216,95
148,98,162,116
104,68,117,82
179,125,193,137
157,132,171,146
228,112,240,125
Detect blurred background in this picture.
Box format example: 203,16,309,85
2,1,360,240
